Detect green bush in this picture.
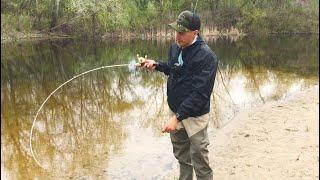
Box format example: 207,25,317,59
1,0,319,38
1,13,32,33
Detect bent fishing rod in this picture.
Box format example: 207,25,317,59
29,55,149,170
29,55,231,170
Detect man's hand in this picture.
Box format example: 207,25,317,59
162,115,179,133
142,59,157,70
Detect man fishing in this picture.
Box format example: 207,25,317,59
142,10,218,180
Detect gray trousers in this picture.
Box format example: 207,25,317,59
170,114,213,180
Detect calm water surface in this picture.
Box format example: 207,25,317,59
1,36,319,179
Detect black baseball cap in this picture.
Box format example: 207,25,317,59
168,10,201,32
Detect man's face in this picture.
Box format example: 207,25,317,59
175,30,198,48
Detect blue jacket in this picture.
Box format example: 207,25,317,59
155,35,218,121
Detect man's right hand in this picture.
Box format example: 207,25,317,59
142,59,157,70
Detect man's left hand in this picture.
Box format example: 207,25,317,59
162,115,179,133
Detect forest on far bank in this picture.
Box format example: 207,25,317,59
1,0,319,40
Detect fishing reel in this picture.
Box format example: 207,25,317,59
135,54,158,68
135,54,148,67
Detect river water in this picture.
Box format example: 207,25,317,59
1,35,319,179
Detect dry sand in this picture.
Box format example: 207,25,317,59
165,85,319,180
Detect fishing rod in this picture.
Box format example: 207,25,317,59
29,55,149,170
29,55,233,169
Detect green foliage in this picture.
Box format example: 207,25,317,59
237,0,319,34
1,13,33,33
1,0,319,38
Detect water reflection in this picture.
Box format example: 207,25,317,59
1,36,318,179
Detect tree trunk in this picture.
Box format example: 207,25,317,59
92,0,98,40
50,0,60,30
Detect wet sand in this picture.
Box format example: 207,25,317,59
165,85,319,179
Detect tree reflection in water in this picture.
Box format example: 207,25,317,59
1,35,318,179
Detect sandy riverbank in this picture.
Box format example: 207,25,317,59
165,85,319,179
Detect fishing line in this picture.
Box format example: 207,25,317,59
30,57,235,169
208,64,239,132
29,63,134,170
217,65,237,106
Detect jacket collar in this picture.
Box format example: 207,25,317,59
181,34,204,51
